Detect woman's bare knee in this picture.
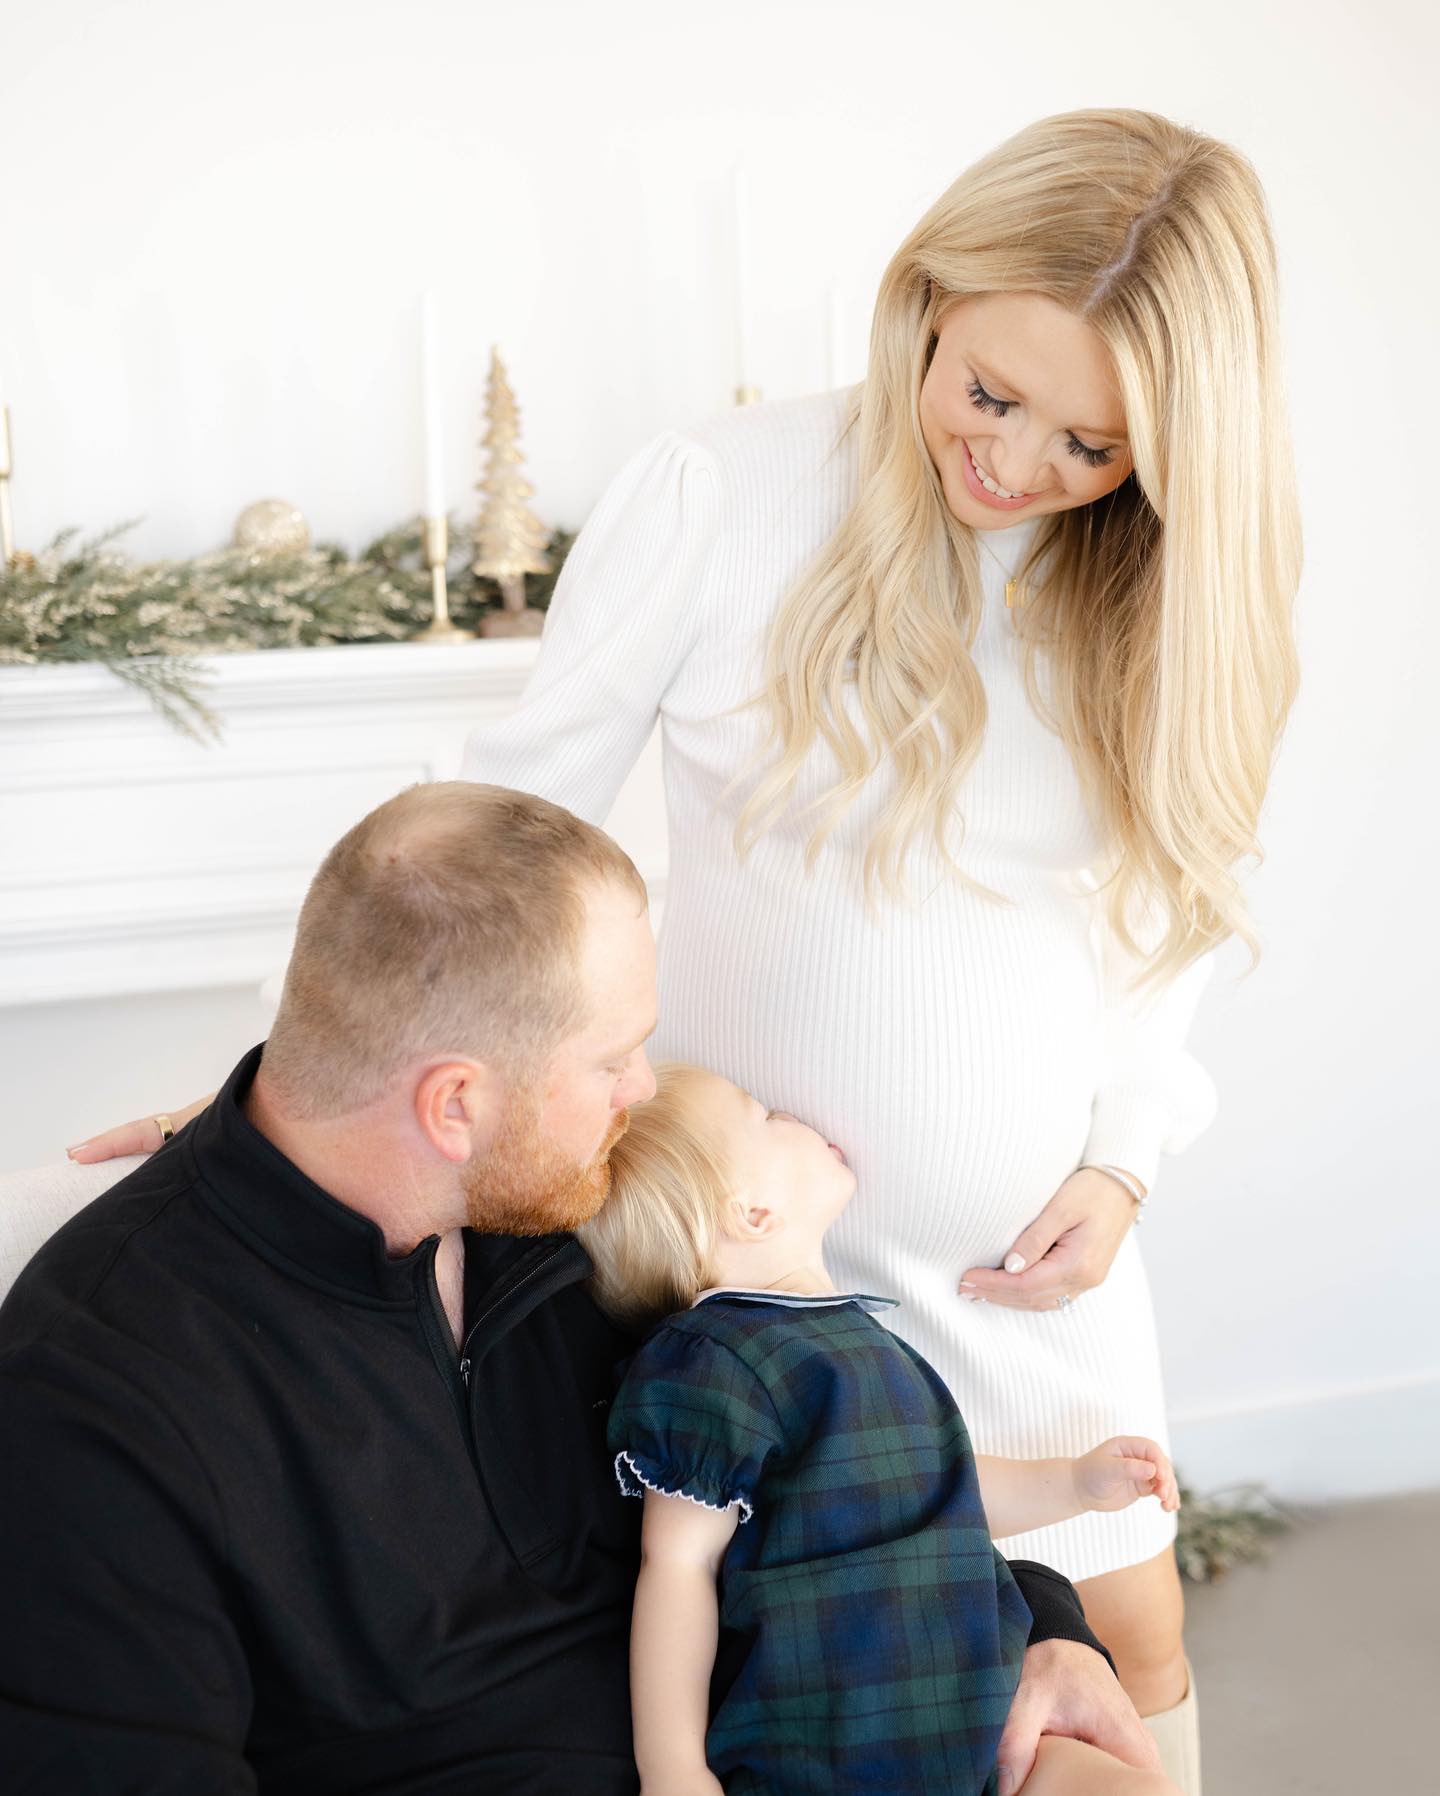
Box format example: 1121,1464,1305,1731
1021,1734,1181,1794
1073,1549,1188,1715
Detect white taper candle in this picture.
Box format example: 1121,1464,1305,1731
419,293,445,520
731,162,752,393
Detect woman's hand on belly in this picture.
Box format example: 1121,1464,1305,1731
957,1168,1140,1310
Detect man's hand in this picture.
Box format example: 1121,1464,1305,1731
995,1637,1161,1793
67,1093,214,1162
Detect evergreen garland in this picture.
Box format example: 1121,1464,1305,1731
0,516,575,740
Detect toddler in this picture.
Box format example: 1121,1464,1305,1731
579,1063,1182,1796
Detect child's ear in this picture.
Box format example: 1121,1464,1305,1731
722,1194,783,1243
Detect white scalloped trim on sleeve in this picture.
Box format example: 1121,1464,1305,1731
613,1449,754,1524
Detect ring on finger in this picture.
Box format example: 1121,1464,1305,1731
154,1113,175,1144
1056,1291,1074,1311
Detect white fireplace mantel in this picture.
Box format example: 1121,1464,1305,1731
0,639,665,1009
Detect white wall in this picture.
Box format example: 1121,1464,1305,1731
2,1,1436,1500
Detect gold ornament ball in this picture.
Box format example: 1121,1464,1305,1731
233,499,310,558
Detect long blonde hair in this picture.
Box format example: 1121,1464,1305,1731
732,107,1303,994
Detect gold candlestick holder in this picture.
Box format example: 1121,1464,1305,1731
735,385,762,407
0,406,16,570
413,514,474,643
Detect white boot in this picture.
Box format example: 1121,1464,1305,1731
1141,1657,1201,1796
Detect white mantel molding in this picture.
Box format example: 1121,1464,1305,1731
1,639,548,1007
0,638,542,731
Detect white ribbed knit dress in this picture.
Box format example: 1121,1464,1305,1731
460,387,1219,1582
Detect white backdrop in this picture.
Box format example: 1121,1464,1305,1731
1,0,1436,1500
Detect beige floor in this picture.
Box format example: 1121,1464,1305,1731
1182,1489,1438,1791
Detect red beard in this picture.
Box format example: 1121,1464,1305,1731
462,1086,631,1236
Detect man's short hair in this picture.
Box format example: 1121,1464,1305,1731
262,781,647,1118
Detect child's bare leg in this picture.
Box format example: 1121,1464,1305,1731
1018,1734,1181,1794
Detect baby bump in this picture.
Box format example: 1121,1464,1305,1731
653,849,1105,1277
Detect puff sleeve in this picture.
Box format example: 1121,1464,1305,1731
606,1324,788,1525
459,426,722,824
1078,875,1222,1195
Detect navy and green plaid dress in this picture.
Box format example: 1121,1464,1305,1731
607,1289,1033,1795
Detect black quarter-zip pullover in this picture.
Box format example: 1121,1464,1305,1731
0,1043,1112,1793
0,1044,642,1793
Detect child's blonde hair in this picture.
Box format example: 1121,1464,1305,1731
578,1062,739,1328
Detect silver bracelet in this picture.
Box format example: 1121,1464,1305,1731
1080,1161,1149,1223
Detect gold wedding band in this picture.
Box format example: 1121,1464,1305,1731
154,1113,175,1144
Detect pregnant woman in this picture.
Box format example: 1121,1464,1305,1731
457,108,1299,1794
74,107,1301,1792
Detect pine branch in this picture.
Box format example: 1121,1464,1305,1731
0,516,575,739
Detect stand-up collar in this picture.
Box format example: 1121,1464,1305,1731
184,1043,443,1307
183,1043,600,1315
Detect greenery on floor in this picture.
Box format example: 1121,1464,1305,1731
1175,1480,1294,1582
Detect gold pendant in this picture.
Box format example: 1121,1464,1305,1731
1005,579,1019,608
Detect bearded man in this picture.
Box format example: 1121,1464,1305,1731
0,782,1154,1794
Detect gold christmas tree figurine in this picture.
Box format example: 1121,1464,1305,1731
474,347,551,638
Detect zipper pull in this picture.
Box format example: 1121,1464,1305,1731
458,1357,471,1389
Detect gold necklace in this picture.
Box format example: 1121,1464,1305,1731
975,529,1030,608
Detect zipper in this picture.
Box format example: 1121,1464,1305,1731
437,1234,591,1570
459,1250,570,1386
422,1236,580,1428
417,1239,477,1467
457,1239,573,1375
